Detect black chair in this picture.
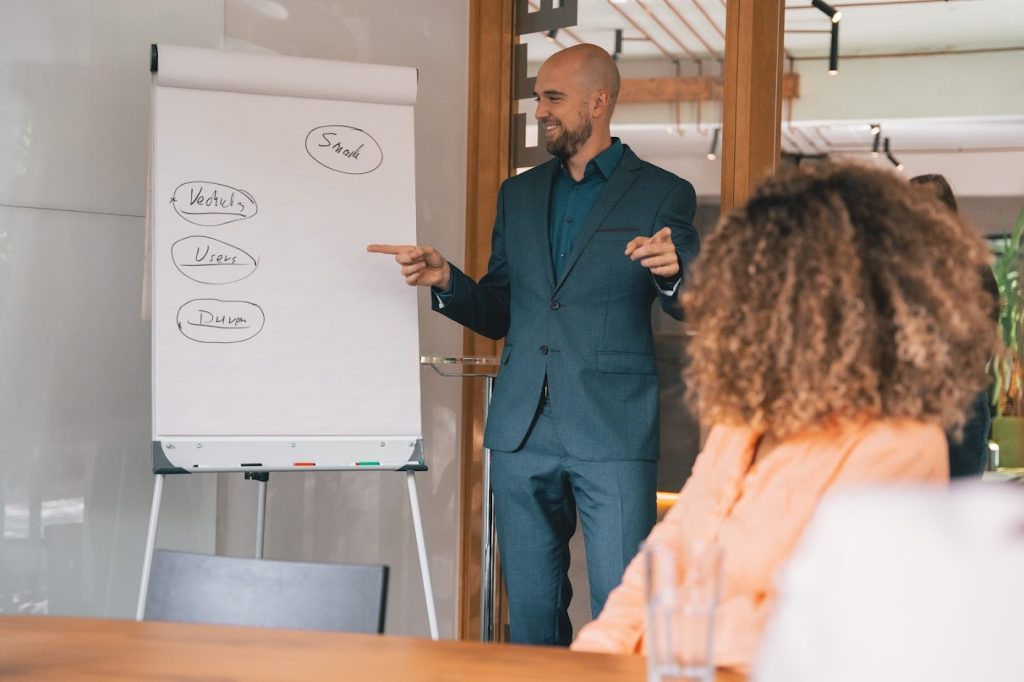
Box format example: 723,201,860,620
143,550,388,634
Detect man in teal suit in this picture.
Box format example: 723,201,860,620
369,44,699,645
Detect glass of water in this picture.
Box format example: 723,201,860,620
644,540,723,682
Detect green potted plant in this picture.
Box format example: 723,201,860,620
989,205,1024,470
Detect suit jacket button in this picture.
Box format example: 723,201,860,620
539,345,549,355
550,300,561,310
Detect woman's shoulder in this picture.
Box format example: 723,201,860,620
788,416,944,446
843,417,945,447
704,417,944,450
819,417,949,481
700,417,946,473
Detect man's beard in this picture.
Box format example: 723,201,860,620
544,112,592,160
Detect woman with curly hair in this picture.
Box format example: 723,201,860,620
909,172,999,478
571,162,996,670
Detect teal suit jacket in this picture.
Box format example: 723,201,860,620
434,146,699,461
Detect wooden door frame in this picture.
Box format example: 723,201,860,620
720,0,785,212
456,0,787,640
458,0,515,641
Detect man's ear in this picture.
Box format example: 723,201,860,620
591,89,611,118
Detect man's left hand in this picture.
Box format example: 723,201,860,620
625,226,679,278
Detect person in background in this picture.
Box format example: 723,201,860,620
369,44,700,645
910,173,998,477
571,162,996,671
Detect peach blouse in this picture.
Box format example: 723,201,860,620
571,418,949,670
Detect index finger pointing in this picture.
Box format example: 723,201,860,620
367,244,409,255
624,235,648,256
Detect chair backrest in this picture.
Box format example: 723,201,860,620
143,550,388,634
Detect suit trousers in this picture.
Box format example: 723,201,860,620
490,394,657,646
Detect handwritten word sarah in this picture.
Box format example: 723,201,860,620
320,135,363,159
305,125,383,175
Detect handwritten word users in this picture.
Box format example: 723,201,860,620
171,236,259,285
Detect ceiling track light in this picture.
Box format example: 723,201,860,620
811,1,841,74
613,28,623,61
812,0,841,24
707,127,720,161
871,126,881,156
828,21,840,75
882,138,903,171
887,152,904,172
546,28,559,43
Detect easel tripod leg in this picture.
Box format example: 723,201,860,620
406,471,439,640
135,474,164,621
256,477,267,558
245,471,270,559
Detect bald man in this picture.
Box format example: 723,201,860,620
370,45,699,645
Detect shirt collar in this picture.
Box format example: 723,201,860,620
559,138,624,181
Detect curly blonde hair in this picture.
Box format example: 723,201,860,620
683,162,996,440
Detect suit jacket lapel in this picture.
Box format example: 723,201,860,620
553,147,642,293
526,159,558,291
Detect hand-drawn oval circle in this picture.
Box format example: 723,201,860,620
171,236,259,285
171,181,258,226
305,125,383,175
176,299,265,344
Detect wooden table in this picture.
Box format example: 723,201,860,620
0,615,747,681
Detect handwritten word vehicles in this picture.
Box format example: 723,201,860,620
171,181,258,226
177,299,265,343
305,125,382,174
172,236,258,285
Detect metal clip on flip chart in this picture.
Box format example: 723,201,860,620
420,355,500,642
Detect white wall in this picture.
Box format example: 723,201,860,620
0,0,223,618
792,51,1024,123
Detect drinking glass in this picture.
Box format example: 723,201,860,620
644,541,723,682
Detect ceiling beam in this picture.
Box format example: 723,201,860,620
663,0,721,58
605,0,677,61
619,72,799,103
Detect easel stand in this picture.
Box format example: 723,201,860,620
245,471,269,558
135,465,439,640
421,356,499,642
